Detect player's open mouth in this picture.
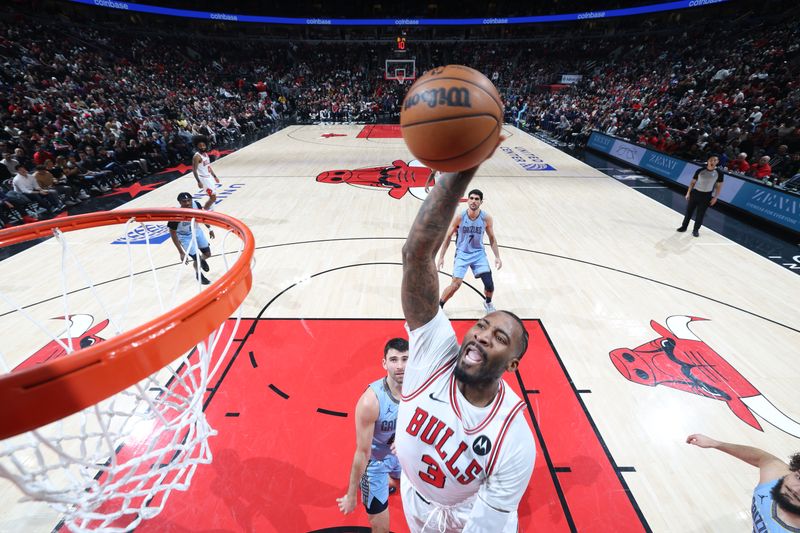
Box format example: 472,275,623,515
461,342,486,367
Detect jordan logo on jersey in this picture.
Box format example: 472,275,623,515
405,406,483,487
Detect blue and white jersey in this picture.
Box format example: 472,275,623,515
168,200,205,236
368,377,399,461
455,210,487,260
752,479,800,532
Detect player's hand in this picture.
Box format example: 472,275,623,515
710,197,717,206
336,493,357,514
437,257,444,270
685,191,690,200
179,251,186,263
209,230,215,240
686,434,719,448
495,257,503,270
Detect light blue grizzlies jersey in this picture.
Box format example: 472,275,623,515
368,378,399,461
455,210,487,260
173,200,205,236
752,479,798,532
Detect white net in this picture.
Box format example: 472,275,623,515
0,215,248,532
385,58,416,82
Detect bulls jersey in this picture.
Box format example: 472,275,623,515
396,309,535,531
195,151,212,181
368,377,399,462
455,210,486,261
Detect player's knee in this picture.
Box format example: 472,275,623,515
451,278,463,289
366,508,390,532
479,272,494,293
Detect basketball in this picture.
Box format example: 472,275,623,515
400,65,503,172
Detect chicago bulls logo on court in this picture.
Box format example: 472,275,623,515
14,314,109,372
610,316,800,438
315,160,435,199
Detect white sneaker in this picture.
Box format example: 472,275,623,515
484,301,496,313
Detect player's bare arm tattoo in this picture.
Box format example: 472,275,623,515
402,171,477,330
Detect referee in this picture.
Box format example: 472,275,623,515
677,155,724,237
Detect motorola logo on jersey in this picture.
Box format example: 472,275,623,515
472,435,492,456
110,183,246,244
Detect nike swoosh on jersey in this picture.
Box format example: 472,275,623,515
429,392,448,404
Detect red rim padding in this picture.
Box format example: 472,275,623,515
0,209,254,440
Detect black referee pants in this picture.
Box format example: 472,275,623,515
680,189,713,232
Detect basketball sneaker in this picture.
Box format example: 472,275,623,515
484,301,496,313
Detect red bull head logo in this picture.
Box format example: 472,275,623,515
14,314,109,372
315,159,434,199
610,316,800,438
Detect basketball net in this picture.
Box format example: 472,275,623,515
0,213,251,532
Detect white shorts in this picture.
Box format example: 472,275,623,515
197,175,218,196
400,472,518,533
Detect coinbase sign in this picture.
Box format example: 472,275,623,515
587,131,800,233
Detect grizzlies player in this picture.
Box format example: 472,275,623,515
168,192,215,285
337,338,408,532
687,434,800,532
436,189,502,313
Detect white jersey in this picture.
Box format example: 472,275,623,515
194,151,216,191
396,309,536,532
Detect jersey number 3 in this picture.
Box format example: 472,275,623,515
419,454,446,488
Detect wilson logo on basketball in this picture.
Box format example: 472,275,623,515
403,87,472,111
610,316,800,438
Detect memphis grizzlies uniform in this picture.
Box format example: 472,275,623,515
453,210,490,279
360,378,402,514
752,479,798,532
167,199,209,256
396,309,535,532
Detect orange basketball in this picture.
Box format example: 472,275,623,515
400,65,503,172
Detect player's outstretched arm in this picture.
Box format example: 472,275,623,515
686,433,789,483
402,171,478,330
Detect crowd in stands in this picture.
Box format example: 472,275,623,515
2,1,799,227
510,21,800,187
0,19,287,227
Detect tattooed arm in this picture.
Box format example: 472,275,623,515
402,171,478,330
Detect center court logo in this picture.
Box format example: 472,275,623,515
501,146,556,171
111,183,245,244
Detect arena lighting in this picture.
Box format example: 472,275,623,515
69,0,727,25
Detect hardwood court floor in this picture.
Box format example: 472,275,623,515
1,125,798,532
